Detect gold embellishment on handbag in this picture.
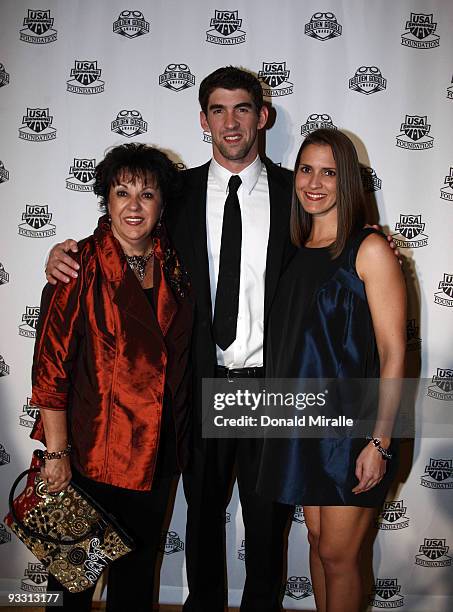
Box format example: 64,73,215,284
4,451,134,593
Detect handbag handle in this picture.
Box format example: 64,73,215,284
8,467,103,546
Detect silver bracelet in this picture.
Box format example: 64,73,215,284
366,436,392,460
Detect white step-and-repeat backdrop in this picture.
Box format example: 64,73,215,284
1,1,452,610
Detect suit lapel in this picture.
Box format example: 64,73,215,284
263,158,292,323
182,162,213,319
179,159,290,325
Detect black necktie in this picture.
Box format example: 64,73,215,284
213,174,242,350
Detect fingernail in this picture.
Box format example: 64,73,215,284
71,272,78,277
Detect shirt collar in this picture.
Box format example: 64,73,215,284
209,155,263,196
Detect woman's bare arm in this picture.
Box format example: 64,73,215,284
352,233,406,494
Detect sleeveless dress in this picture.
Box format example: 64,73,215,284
256,228,398,507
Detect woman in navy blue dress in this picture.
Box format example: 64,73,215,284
257,129,406,612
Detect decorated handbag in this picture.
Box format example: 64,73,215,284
4,450,135,593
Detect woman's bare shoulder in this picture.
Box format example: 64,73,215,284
356,232,402,281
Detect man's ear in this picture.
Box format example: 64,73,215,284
200,110,210,133
257,105,269,130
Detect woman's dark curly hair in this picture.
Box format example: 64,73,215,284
93,143,179,212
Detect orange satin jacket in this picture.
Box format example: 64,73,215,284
31,216,193,491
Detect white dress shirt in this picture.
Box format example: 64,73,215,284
206,156,270,368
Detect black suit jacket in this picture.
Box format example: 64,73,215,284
165,158,295,423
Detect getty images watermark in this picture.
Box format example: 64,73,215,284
202,378,450,439
212,387,337,427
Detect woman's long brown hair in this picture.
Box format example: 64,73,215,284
290,129,366,258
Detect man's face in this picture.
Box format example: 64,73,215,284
200,88,268,172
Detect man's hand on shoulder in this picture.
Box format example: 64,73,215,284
46,239,79,285
367,224,402,265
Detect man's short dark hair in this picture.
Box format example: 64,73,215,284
198,66,263,115
93,143,178,212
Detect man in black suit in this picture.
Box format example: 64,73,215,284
45,67,294,612
167,67,294,612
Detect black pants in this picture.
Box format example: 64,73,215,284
46,469,175,612
182,437,292,612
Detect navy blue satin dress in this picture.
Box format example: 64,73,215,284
257,229,397,507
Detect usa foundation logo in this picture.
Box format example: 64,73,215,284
206,10,246,45
66,158,96,191
292,505,305,524
0,355,10,377
301,114,337,137
305,12,342,41
18,205,56,238
285,576,313,600
401,13,439,49
238,539,246,561
376,500,410,531
21,562,47,592
392,214,428,248
67,60,105,94
406,319,421,352
421,458,453,489
19,398,40,428
0,160,9,184
19,108,57,142
427,368,453,401
258,62,294,97
111,110,147,138
161,531,184,555
0,262,9,285
0,523,11,545
0,63,10,87
18,306,40,338
370,578,404,608
447,75,453,100
349,66,387,95
396,115,433,150
20,9,57,44
415,538,452,567
434,274,453,307
361,166,382,192
159,64,195,92
440,167,453,201
113,10,150,38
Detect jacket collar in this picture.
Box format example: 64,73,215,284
209,155,263,196
93,215,177,336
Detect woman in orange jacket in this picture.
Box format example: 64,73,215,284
31,143,192,612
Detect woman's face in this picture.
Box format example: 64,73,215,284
108,173,162,254
295,143,337,217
